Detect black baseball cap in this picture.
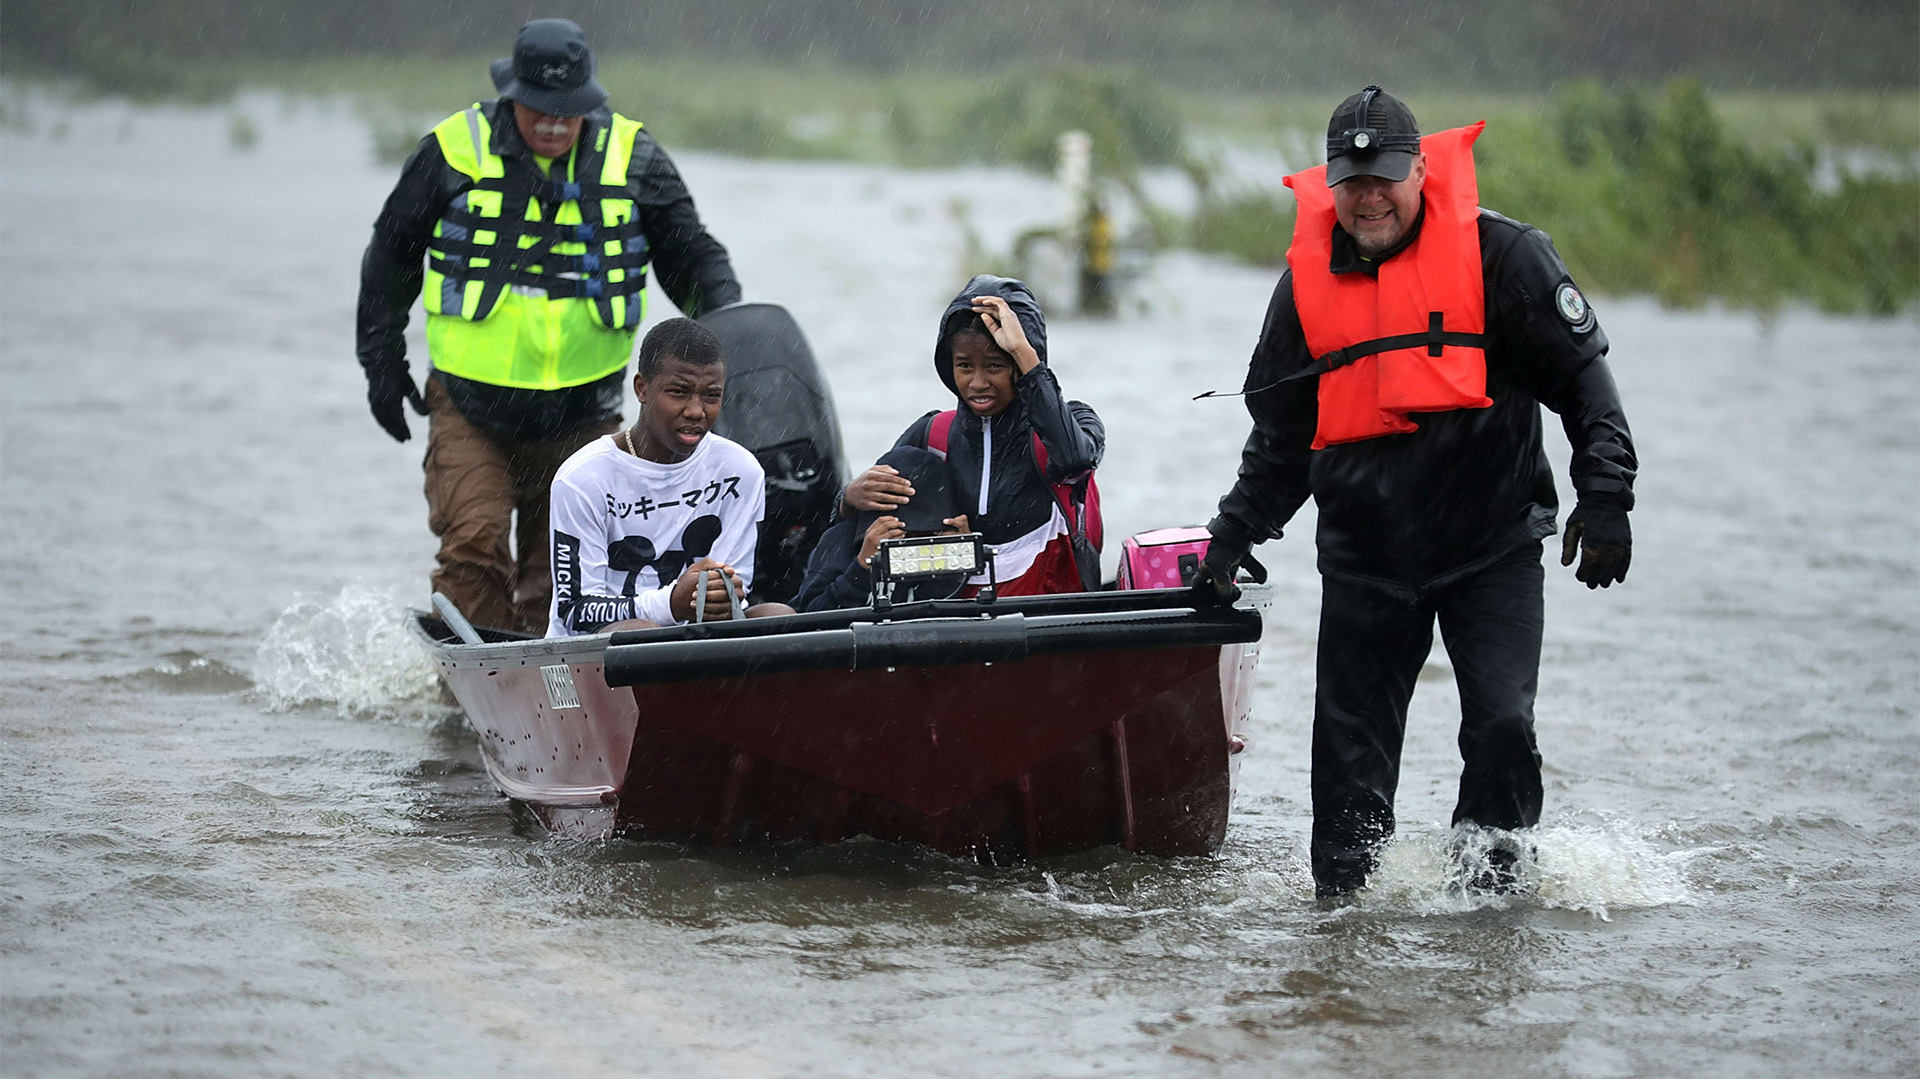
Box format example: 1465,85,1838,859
489,19,609,118
1324,85,1422,186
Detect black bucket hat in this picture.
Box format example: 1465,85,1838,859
1324,85,1421,187
862,447,958,534
490,19,609,119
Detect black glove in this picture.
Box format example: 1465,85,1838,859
366,363,428,443
1191,518,1251,607
1560,503,1631,589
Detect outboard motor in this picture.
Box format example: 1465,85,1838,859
701,302,848,605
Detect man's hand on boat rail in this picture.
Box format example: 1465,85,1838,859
670,558,745,623
841,464,915,517
1192,520,1250,607
1191,561,1241,607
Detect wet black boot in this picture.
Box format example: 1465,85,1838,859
1449,829,1534,895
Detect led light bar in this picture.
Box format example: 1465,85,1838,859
873,533,987,585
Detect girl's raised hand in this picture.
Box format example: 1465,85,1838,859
970,295,1039,373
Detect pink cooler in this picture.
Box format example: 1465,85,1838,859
1117,526,1212,590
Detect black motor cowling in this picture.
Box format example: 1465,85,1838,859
701,302,848,604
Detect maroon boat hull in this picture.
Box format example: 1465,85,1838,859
412,586,1270,858
617,642,1237,858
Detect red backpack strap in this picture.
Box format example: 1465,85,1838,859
934,414,1102,556
1029,432,1068,522
1029,431,1103,553
1081,474,1103,551
926,410,956,458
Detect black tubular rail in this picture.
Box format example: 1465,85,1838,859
601,596,1263,689
605,587,1226,647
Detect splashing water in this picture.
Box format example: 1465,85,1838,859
253,585,443,718
1362,815,1697,918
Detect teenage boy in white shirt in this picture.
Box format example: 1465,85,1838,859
548,318,793,635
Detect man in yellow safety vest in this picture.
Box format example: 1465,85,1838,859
356,18,741,633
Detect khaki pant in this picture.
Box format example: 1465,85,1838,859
423,378,621,634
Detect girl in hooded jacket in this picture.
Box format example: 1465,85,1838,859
841,276,1105,595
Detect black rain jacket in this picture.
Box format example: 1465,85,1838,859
355,99,742,440
1212,209,1637,599
792,518,876,612
891,276,1104,549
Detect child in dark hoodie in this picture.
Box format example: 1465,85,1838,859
842,276,1104,595
794,446,970,611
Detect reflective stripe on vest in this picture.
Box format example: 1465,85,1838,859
1281,123,1492,449
422,103,649,389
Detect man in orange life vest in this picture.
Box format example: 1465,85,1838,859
1196,86,1638,899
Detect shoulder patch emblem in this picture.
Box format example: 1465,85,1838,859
1555,283,1593,330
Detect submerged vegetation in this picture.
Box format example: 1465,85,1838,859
1483,80,1917,314
6,41,1915,314
1186,80,1920,314
266,53,1190,176
9,1,1915,94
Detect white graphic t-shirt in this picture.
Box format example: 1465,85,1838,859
547,433,765,636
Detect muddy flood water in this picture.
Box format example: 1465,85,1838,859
3,91,1916,1078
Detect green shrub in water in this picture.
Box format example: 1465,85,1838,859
1482,78,1918,315
949,66,1185,177
62,36,237,102
35,44,1905,314
1188,79,1918,315
1189,192,1294,267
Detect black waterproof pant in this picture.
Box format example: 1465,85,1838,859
1310,542,1545,894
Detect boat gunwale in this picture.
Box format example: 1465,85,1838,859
603,605,1264,687
607,584,1272,649
406,617,614,668
407,583,1274,674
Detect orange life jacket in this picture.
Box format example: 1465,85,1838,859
1281,123,1492,449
